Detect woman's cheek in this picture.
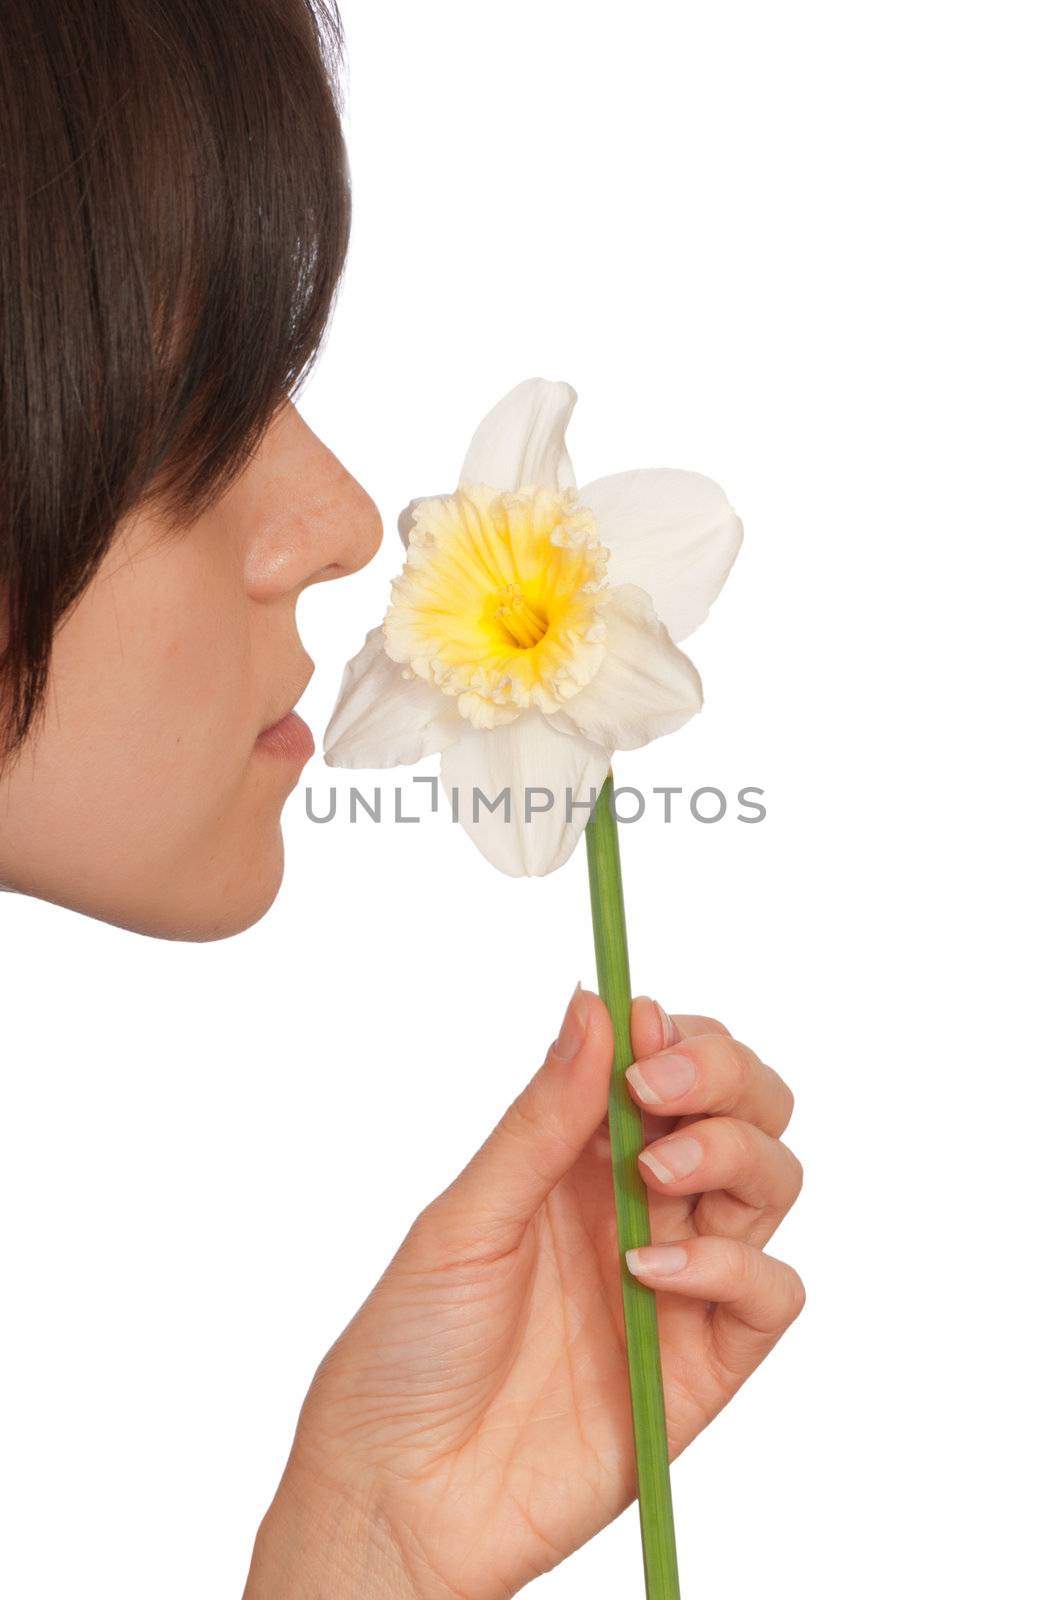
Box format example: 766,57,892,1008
63,531,255,816
2,517,284,938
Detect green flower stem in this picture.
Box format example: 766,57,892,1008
584,772,681,1600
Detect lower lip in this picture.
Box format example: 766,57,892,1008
255,711,315,764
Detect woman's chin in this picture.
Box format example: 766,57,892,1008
17,824,288,943
149,831,288,943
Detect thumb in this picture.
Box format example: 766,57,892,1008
418,984,614,1256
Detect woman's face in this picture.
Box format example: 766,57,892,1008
0,402,382,939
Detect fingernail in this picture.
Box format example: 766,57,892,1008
553,983,587,1061
634,995,678,1050
639,1135,702,1183
626,1245,688,1277
654,1000,678,1047
626,1052,696,1105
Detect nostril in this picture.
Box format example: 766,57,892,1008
305,561,351,586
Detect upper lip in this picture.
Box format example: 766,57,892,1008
259,658,315,736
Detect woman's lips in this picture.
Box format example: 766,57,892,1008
255,710,315,764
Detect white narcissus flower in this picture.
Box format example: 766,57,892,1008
324,378,743,876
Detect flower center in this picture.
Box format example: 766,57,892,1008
383,482,609,728
494,583,549,649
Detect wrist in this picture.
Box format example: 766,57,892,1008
243,1464,425,1600
243,1448,477,1600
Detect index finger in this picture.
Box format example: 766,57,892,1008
627,1004,795,1138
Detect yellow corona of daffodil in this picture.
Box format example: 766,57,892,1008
324,378,742,874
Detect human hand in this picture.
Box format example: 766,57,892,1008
244,990,804,1599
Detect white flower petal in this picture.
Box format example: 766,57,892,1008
458,377,578,494
577,468,743,642
323,627,463,769
397,494,446,549
549,584,702,751
439,712,610,877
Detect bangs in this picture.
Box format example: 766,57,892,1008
2,0,349,749
134,0,352,521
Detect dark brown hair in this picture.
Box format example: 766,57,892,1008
0,0,350,754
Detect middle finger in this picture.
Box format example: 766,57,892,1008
637,1115,803,1216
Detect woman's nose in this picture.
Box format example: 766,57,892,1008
242,403,384,600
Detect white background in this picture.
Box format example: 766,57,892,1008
2,2,1060,1594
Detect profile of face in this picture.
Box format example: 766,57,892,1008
0,404,382,939
0,0,380,939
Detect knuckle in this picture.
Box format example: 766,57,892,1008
713,1234,754,1289
679,1013,732,1039
786,1147,805,1200
401,1202,445,1261
774,1075,796,1134
782,1265,807,1322
714,1114,760,1175
716,1038,755,1105
499,1091,539,1143
500,1085,582,1168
